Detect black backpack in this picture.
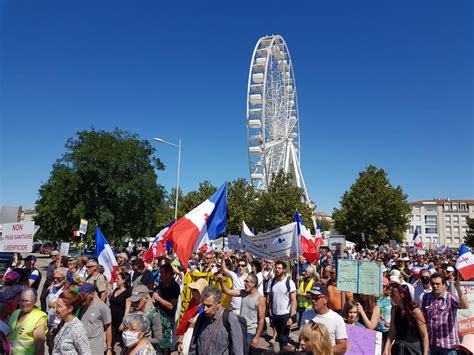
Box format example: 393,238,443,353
222,309,248,355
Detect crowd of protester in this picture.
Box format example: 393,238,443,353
0,243,471,355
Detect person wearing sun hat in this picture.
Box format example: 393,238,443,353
176,278,209,354
389,269,415,300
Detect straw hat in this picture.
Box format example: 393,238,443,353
188,278,209,295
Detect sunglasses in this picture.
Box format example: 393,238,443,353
239,264,246,267
86,265,95,268
53,277,64,281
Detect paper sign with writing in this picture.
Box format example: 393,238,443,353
337,259,358,293
60,242,70,256
359,261,383,296
337,259,383,296
457,282,474,336
0,222,35,252
242,222,298,260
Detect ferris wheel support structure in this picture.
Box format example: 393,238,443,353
246,34,314,216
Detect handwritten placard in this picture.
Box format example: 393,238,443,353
337,259,382,296
337,259,358,293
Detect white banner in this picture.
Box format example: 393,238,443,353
241,221,298,260
0,222,35,252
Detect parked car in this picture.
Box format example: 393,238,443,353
83,248,97,260
0,253,14,276
32,242,43,253
40,243,54,255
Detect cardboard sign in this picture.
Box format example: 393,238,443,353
0,222,34,252
60,242,70,256
337,259,383,296
345,324,382,354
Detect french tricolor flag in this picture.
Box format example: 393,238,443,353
294,211,319,264
164,183,227,270
96,226,118,284
413,230,423,248
456,244,474,281
143,220,175,264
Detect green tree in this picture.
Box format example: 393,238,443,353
333,165,410,248
248,171,313,233
464,217,474,248
180,181,217,214
316,218,332,232
35,129,165,245
227,178,256,235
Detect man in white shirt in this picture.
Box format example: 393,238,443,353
269,260,297,350
221,257,247,314
304,283,347,355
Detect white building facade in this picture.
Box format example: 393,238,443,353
405,199,474,248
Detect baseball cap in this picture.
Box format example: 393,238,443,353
130,285,149,302
447,266,455,272
307,283,329,298
25,255,37,262
79,283,96,294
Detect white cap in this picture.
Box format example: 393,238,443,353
447,266,455,272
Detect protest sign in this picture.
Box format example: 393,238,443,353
241,222,298,260
60,242,70,256
178,272,232,325
337,259,358,293
337,259,382,296
227,235,240,250
345,325,382,354
457,282,474,336
79,219,88,235
0,222,34,252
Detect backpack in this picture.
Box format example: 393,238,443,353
269,276,292,310
222,309,248,355
193,309,248,355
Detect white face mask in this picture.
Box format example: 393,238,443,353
122,331,141,347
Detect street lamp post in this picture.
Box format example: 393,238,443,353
153,137,181,221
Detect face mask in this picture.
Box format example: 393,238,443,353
421,276,431,285
122,331,141,347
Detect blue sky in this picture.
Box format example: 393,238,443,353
1,0,473,213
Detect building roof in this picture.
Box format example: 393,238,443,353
314,211,332,218
409,199,474,206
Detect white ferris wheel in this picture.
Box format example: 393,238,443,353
246,35,311,203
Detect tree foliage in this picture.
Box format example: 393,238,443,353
247,171,314,233
464,217,474,248
35,129,165,245
227,178,256,235
333,165,410,248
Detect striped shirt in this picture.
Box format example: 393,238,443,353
421,291,460,349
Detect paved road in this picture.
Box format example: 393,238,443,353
33,253,301,354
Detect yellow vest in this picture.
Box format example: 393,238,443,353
8,308,48,354
297,278,314,309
